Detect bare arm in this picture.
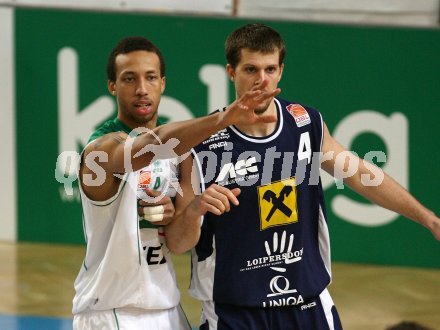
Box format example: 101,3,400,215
321,123,440,240
164,156,241,255
80,80,280,201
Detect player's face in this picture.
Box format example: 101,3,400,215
108,50,165,129
227,49,283,114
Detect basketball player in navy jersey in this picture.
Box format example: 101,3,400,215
72,36,280,330
164,24,440,329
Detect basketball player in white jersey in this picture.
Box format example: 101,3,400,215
72,36,280,330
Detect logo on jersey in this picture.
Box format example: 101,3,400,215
208,141,228,150
267,275,297,297
262,275,304,307
138,170,151,190
138,169,162,194
257,178,298,230
241,231,303,273
140,228,167,265
203,128,230,145
286,104,311,127
215,157,259,186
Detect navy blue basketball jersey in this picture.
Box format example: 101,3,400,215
189,98,332,309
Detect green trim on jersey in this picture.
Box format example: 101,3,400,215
88,117,165,143
113,308,120,330
87,118,132,143
81,211,89,271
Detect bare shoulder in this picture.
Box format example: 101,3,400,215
79,132,127,201
84,131,127,156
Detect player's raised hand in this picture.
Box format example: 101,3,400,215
222,79,281,126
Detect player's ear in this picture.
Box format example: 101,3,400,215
226,64,235,81
278,63,284,82
161,76,166,94
107,80,116,96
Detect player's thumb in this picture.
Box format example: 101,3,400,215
231,188,241,197
144,187,161,197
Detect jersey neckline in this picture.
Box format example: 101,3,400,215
228,98,283,144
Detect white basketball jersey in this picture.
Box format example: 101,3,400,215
73,158,180,314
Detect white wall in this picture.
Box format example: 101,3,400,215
0,7,16,241
1,0,439,26
237,0,440,27
0,0,234,15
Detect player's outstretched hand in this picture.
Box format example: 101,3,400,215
222,79,281,127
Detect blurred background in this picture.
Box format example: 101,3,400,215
0,0,439,329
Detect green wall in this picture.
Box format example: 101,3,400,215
15,8,440,267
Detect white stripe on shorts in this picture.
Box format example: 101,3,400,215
319,288,336,330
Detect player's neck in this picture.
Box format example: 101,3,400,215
117,114,157,132
235,103,278,137
237,121,277,137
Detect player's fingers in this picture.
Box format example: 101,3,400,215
258,114,277,123
162,197,175,218
200,192,229,214
201,195,237,216
230,188,241,205
144,187,162,197
201,203,224,216
143,205,164,215
143,205,165,222
203,185,239,213
255,87,281,101
215,187,240,208
250,79,269,91
144,214,164,222
138,190,171,206
147,202,174,226
140,188,165,204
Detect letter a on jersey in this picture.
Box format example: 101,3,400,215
257,178,298,230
